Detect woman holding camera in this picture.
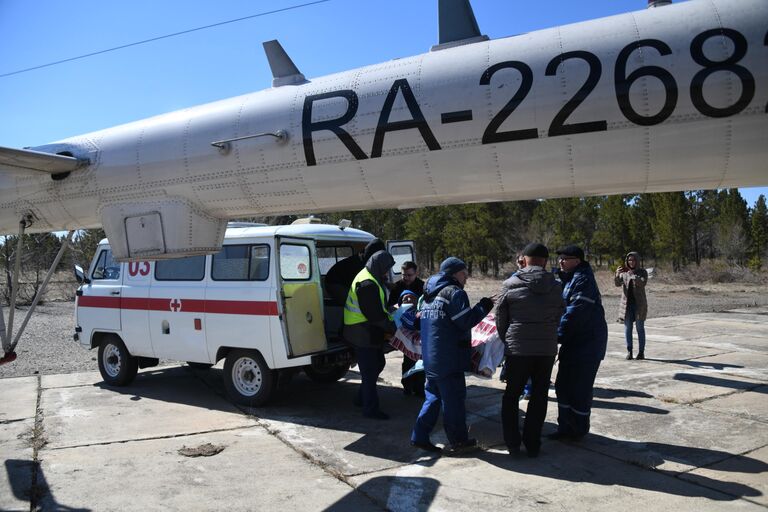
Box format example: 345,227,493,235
615,252,648,360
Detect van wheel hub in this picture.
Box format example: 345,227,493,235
232,357,262,396
103,345,122,377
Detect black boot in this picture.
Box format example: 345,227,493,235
626,351,633,360
636,351,645,360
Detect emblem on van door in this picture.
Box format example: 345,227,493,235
169,299,182,312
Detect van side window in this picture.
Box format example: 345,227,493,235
211,244,270,281
280,244,311,281
317,246,353,275
155,255,206,281
92,249,120,280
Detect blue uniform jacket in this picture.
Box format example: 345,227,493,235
419,272,488,379
557,262,608,362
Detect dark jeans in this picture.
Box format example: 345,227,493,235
355,346,386,415
411,373,468,446
554,359,601,437
501,355,555,452
624,303,646,352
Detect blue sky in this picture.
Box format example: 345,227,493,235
0,0,765,207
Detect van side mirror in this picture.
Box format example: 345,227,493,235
74,264,89,284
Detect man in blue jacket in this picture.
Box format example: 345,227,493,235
410,257,494,454
551,245,608,441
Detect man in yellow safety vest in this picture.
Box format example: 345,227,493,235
343,250,396,419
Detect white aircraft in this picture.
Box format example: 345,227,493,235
0,0,766,261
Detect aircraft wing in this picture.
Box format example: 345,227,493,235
0,146,88,174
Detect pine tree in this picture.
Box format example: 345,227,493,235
651,192,690,271
750,195,768,270
715,189,750,264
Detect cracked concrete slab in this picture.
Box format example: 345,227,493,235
1,306,765,510
349,442,762,511
693,386,768,423
38,428,374,511
41,366,256,449
0,376,37,422
0,418,35,512
680,445,768,507
576,404,768,474
594,367,764,405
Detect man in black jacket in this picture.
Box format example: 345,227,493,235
495,243,564,457
387,261,424,308
326,238,386,306
343,250,396,419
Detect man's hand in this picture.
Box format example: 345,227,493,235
479,297,494,312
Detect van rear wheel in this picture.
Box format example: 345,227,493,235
304,363,350,383
97,336,138,386
223,350,275,406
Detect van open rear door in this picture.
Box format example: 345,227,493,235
276,236,326,357
386,240,416,283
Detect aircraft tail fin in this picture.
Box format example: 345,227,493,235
263,40,307,87
0,146,88,174
432,0,489,51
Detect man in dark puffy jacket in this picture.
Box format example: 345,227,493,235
343,250,396,420
326,238,386,306
495,243,564,457
410,257,494,454
551,245,608,441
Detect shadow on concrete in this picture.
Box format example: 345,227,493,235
593,387,653,399
673,373,765,393
482,431,767,501
4,460,91,511
590,387,669,414
650,359,744,370
591,398,669,415
92,366,242,414
322,476,440,512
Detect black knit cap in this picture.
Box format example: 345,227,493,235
556,245,585,261
522,242,549,259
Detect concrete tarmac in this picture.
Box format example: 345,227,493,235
2,307,767,511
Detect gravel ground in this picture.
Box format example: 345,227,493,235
1,281,766,379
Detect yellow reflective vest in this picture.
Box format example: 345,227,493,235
344,267,392,325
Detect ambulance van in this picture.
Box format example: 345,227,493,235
73,220,414,406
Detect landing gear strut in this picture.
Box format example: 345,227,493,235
0,213,74,365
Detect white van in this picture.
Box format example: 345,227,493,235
73,220,415,406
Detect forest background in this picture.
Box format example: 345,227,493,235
2,188,767,304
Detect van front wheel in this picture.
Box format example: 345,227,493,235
97,336,138,386
223,350,275,407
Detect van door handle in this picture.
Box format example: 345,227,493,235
110,291,120,295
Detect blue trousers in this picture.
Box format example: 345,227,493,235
554,359,601,438
411,373,468,446
355,346,386,416
624,303,646,352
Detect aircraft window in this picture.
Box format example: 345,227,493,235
155,255,206,281
317,246,353,275
280,244,311,281
210,244,270,281
390,245,414,276
91,249,120,280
